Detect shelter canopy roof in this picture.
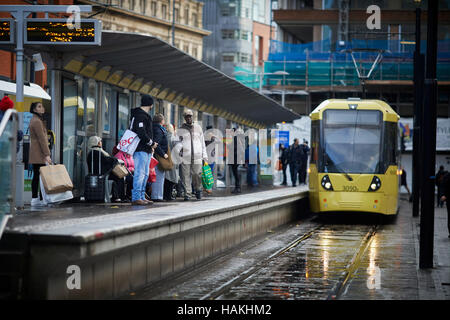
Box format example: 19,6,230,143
2,31,299,127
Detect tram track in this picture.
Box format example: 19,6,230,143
327,225,379,300
201,222,379,300
200,225,325,300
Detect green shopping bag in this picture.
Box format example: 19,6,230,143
202,162,214,190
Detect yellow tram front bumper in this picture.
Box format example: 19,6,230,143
316,191,397,215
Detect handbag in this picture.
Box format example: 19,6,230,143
202,161,214,190
117,117,140,156
155,146,174,171
112,163,129,179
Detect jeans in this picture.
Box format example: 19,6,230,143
247,164,258,186
132,151,151,202
151,165,165,200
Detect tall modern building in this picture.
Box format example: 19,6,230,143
265,0,450,116
200,0,272,76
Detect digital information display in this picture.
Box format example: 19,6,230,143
24,19,101,45
0,19,14,44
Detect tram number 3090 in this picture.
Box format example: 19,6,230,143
343,186,359,192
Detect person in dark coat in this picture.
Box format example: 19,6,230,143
279,143,289,186
400,167,411,201
228,128,245,194
151,113,169,202
130,95,157,205
299,139,310,184
288,138,303,187
439,172,450,238
436,166,447,208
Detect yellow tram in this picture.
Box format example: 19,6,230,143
308,98,401,215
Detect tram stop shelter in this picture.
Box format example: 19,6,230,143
1,29,300,198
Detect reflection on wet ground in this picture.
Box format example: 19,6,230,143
128,200,448,300
218,225,371,300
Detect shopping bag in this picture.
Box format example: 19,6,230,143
148,156,159,183
39,164,73,194
275,159,283,171
117,117,140,156
202,162,214,190
40,177,73,204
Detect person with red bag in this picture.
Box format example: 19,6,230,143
146,156,159,199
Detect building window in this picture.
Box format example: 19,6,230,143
161,4,167,19
222,29,235,39
151,1,157,16
192,46,198,59
239,53,250,63
129,0,135,11
241,31,250,41
140,0,146,14
183,44,189,53
174,8,179,23
222,53,235,62
192,13,198,27
184,7,189,25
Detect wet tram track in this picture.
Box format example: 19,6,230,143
202,221,380,300
127,215,382,300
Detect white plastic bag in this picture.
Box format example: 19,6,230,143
40,177,73,204
116,117,140,156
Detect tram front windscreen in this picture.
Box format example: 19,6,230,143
322,109,383,174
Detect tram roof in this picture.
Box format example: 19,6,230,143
309,99,400,122
1,31,300,128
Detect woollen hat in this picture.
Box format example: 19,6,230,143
0,96,14,111
141,94,154,107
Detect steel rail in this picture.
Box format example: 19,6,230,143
200,224,324,300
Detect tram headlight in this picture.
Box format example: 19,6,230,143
368,176,381,192
321,175,334,191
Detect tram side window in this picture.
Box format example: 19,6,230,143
310,120,320,166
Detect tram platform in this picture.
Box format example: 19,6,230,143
0,185,309,299
340,197,450,300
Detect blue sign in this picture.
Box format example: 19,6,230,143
277,131,290,148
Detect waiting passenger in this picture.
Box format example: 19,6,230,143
29,101,52,207
151,113,169,202
87,136,123,202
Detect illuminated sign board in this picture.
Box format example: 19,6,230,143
0,19,14,44
24,18,101,45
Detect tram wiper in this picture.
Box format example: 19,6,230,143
343,172,353,181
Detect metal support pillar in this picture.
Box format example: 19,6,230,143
419,0,438,269
412,6,424,218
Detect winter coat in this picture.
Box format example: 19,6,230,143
165,132,179,184
115,150,135,173
179,122,207,163
288,144,304,165
87,147,118,176
152,123,169,157
130,107,154,154
29,114,51,164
